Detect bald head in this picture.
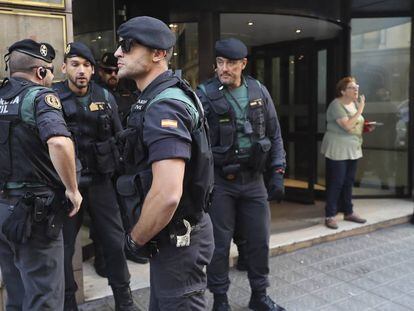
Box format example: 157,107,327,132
9,51,49,76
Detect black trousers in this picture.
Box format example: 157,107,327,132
63,174,130,300
0,196,64,311
207,171,270,294
149,213,214,310
325,158,358,218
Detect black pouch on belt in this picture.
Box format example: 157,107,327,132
2,192,35,244
249,137,271,172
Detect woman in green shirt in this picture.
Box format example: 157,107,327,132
321,77,372,229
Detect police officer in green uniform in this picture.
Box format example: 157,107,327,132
53,42,137,311
0,39,82,310
114,16,215,310
197,38,287,311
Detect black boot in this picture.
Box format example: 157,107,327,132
410,213,414,225
112,286,139,311
248,291,285,311
213,293,231,311
64,294,79,311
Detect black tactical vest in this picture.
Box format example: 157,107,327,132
53,81,119,175
200,76,271,169
0,78,62,188
121,72,214,224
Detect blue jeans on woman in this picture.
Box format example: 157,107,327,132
325,158,358,218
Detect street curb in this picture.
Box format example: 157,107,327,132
230,215,411,266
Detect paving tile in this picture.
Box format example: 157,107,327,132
388,278,414,294
295,274,342,293
367,284,405,300
352,291,389,308
391,293,414,309
375,301,412,311
282,294,328,311
267,284,307,303
349,276,381,290
330,297,372,311
313,286,354,303
327,269,359,282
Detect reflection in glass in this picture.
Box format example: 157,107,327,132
317,49,327,134
75,30,115,62
170,23,198,88
351,17,411,196
271,57,281,109
254,58,264,84
0,10,66,81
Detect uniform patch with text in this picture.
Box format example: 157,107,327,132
161,119,178,128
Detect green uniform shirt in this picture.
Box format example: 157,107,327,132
321,98,364,160
224,79,251,158
77,93,91,110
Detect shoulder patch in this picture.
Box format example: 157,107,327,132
44,94,62,110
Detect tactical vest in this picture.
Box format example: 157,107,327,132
0,78,62,188
201,76,271,170
53,81,119,175
120,72,214,224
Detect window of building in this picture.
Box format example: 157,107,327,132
169,22,198,87
351,17,411,196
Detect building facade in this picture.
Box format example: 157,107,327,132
1,0,412,204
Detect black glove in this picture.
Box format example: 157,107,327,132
267,170,285,202
2,192,34,244
125,233,158,260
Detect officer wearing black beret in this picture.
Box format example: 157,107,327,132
196,38,287,311
52,42,137,311
115,16,214,310
0,39,82,310
96,52,137,128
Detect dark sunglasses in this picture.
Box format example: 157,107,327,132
118,38,135,53
102,67,118,75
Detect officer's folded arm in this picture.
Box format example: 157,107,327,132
47,136,82,216
129,158,185,246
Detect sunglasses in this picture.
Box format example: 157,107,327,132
102,67,118,75
118,38,135,53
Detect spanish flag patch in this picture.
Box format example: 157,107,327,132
161,119,178,128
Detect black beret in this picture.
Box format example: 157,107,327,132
117,16,176,50
64,42,96,65
8,39,55,63
100,52,117,69
215,38,248,60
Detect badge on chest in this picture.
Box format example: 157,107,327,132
249,99,263,107
89,102,106,112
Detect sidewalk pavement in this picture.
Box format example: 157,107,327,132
79,223,414,311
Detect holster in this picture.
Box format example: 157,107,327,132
44,191,71,240
116,170,152,231
1,192,35,244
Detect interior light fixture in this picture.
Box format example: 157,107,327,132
295,29,301,34
173,52,178,56
247,21,254,26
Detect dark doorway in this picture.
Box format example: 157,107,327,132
251,39,320,204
